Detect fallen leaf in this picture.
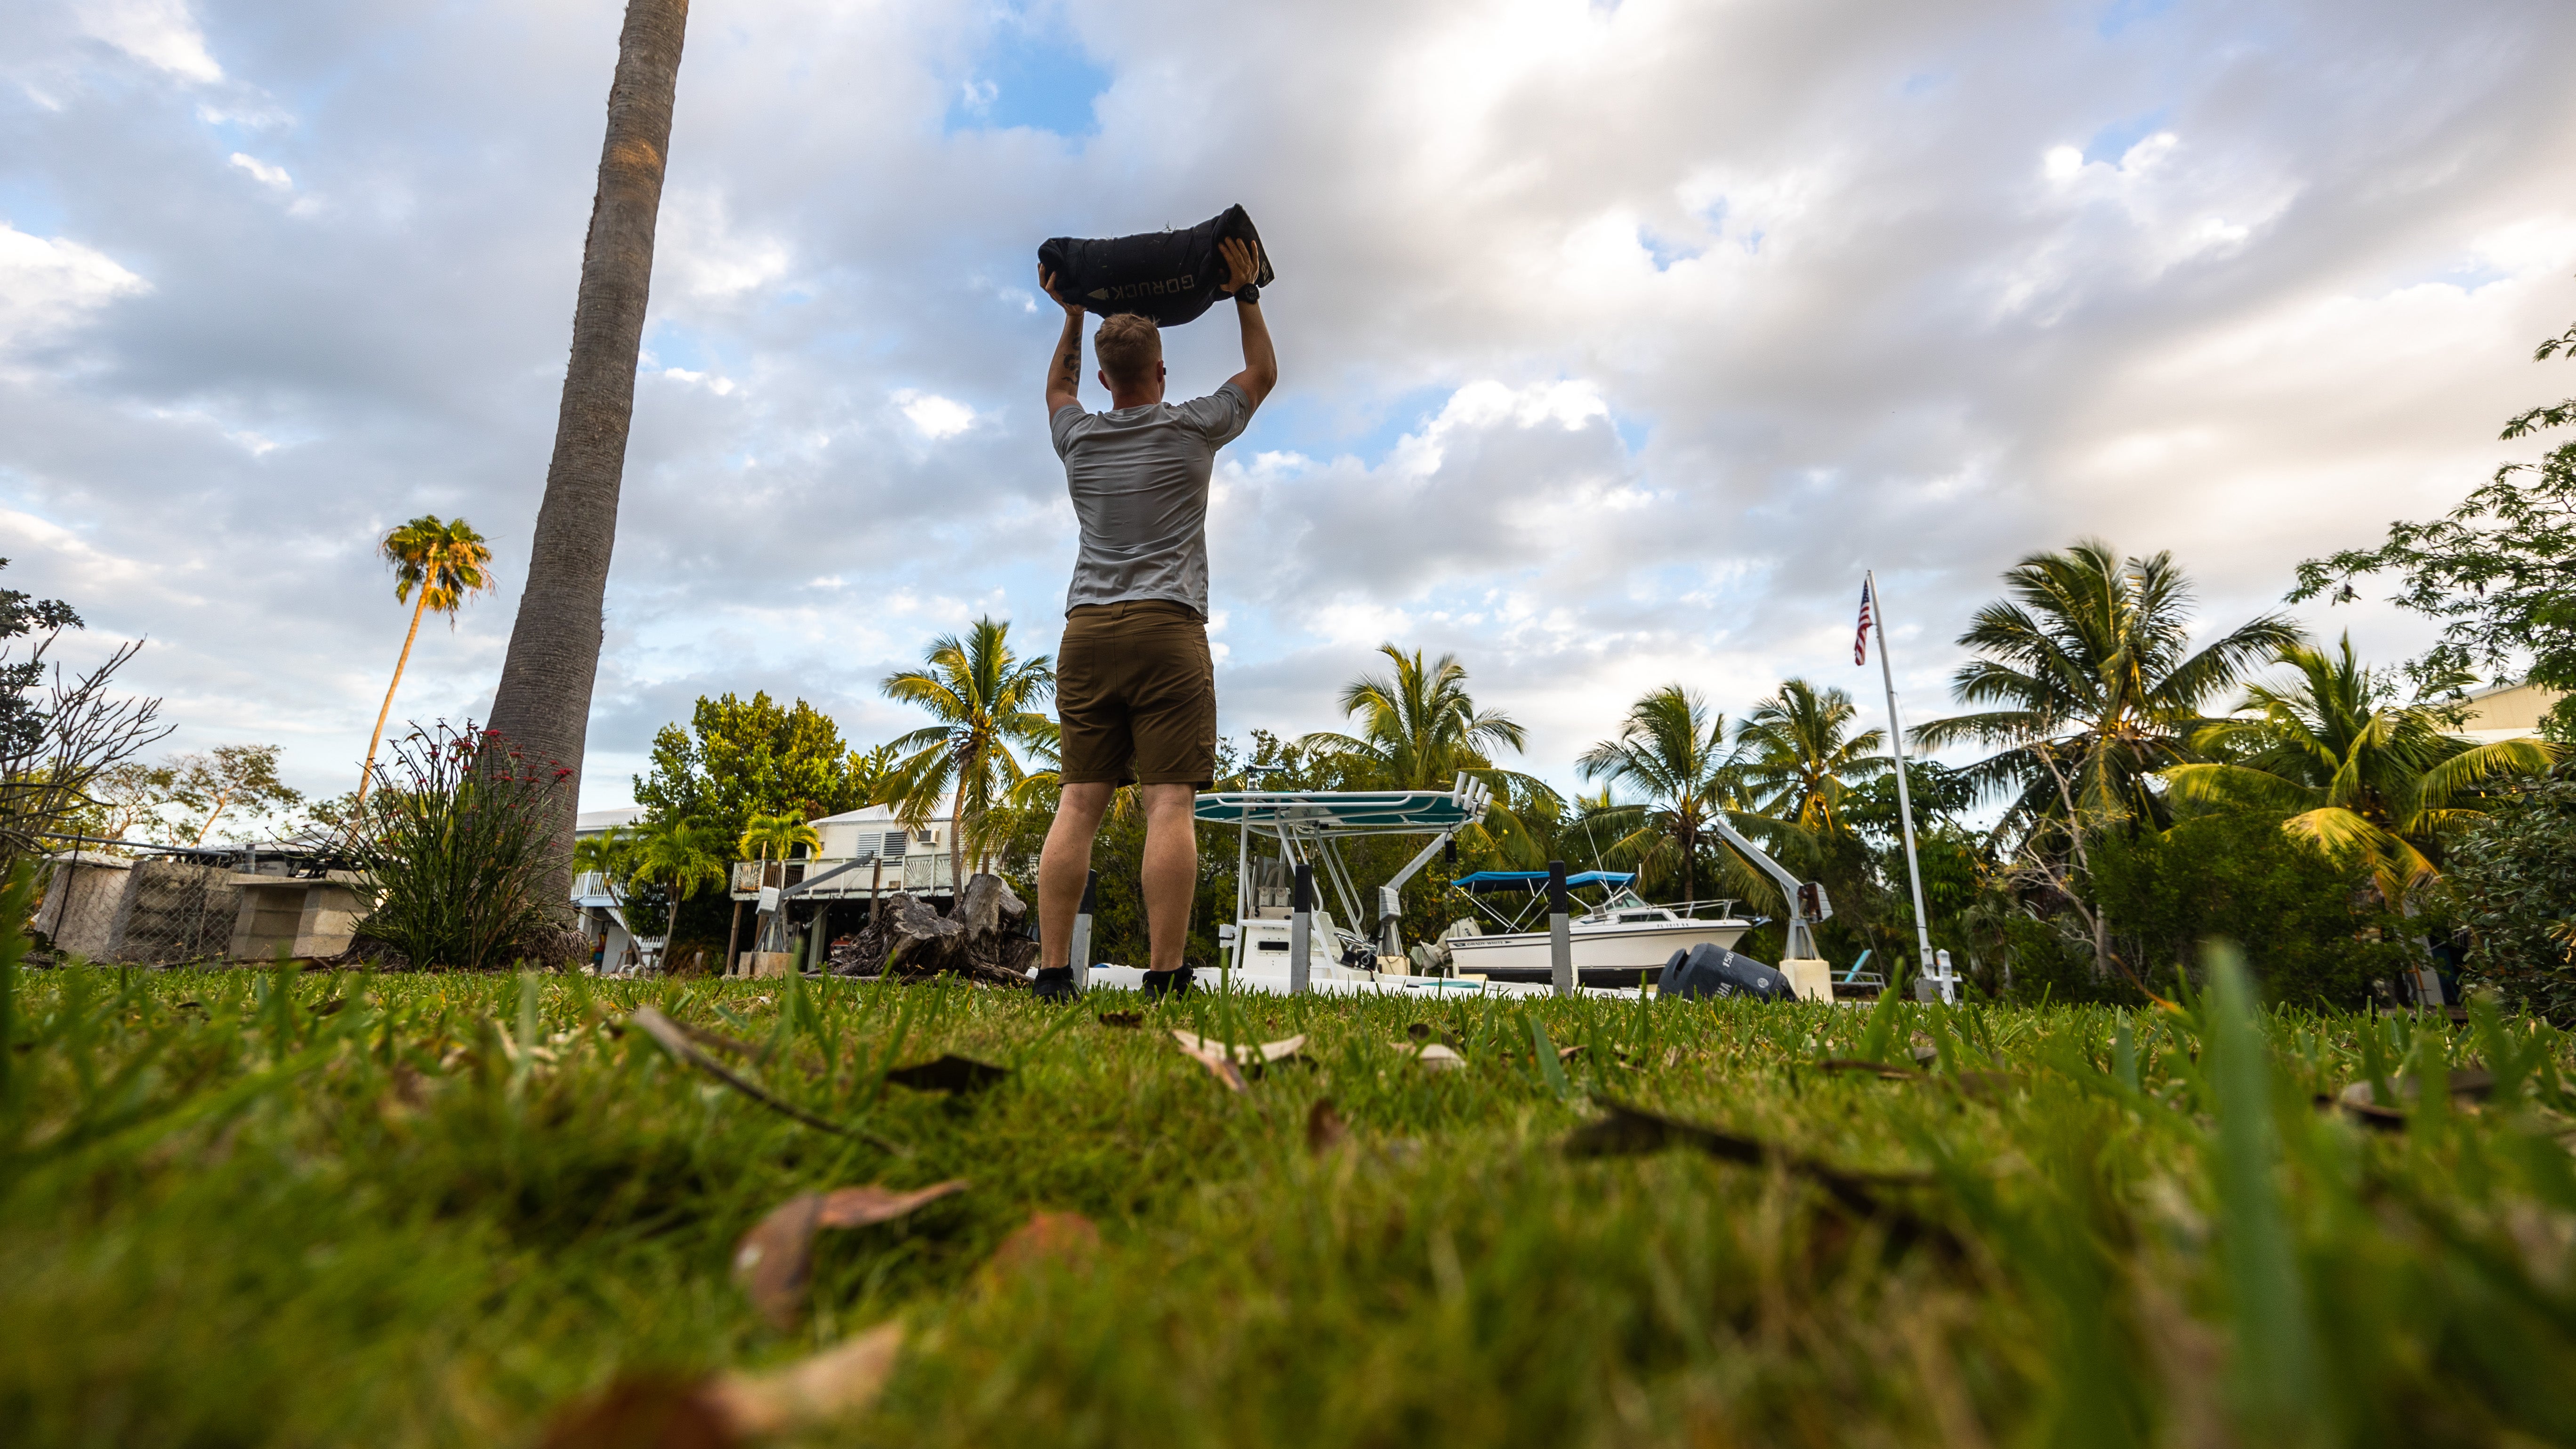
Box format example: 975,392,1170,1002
1306,1098,1349,1154
707,1321,906,1436
1557,1044,1585,1062
732,1183,966,1329
983,1211,1101,1278
882,1054,1011,1095
814,1180,967,1228
539,1376,738,1449
733,1194,826,1330
312,998,346,1016
1407,1022,1433,1040
1170,1029,1308,1065
540,1324,908,1449
1174,1038,1248,1092
1096,1011,1143,1028
629,1008,908,1156
1392,1041,1464,1073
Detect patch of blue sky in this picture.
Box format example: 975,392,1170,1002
0,175,67,236
1243,382,1454,466
1638,226,1702,272
1900,71,1947,96
2084,106,2170,164
944,8,1112,138
1611,413,1652,457
643,320,717,374
2095,0,2176,40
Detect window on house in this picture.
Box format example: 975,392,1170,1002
882,830,908,856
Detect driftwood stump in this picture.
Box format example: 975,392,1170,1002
828,875,1037,987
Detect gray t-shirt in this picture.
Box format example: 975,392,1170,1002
1053,381,1253,617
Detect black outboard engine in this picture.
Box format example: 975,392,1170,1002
1658,942,1795,1002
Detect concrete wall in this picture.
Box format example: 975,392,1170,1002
226,875,363,960
36,854,135,958
105,859,242,964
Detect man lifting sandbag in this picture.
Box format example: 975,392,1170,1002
1027,225,1277,1003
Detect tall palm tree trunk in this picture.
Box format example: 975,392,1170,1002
356,586,435,806
487,0,691,910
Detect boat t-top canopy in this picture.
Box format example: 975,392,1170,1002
1193,776,1493,839
1450,869,1635,894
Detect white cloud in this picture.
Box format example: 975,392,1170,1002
78,0,222,82
894,389,977,439
227,152,290,190
0,224,150,351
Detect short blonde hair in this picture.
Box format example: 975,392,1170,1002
1094,313,1162,390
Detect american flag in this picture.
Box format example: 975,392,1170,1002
1854,579,1874,666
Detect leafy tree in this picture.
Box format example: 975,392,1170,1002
626,815,726,967
1734,679,1889,836
0,559,165,866
633,692,878,847
2292,308,2576,734
2165,636,2557,899
358,516,492,804
1300,644,1557,863
1577,685,1770,909
2089,805,2410,1008
168,745,305,846
2442,772,2576,1019
1844,760,1978,844
1916,540,2302,835
879,617,1057,885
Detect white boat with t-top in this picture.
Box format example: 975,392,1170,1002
1437,870,1756,988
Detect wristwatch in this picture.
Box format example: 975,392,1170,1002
1233,283,1261,305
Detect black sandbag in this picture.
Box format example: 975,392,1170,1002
1658,942,1794,1002
1038,204,1277,327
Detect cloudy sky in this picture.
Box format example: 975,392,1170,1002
5,0,2573,819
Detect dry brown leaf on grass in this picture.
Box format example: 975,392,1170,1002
539,1322,906,1449
1386,1040,1465,1072
1306,1098,1350,1154
2319,1067,2496,1130
731,1182,966,1329
882,1054,1012,1095
1169,1029,1309,1088
1096,1011,1143,1028
981,1211,1102,1281
628,1008,909,1156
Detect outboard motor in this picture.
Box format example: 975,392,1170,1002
1658,942,1795,1002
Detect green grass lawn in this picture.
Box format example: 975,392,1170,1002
5,949,2576,1447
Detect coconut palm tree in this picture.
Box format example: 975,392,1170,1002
1300,644,1558,862
1914,540,2303,838
628,814,726,970
570,824,636,953
878,617,1057,886
484,0,693,894
1577,685,1771,908
358,516,492,804
1734,679,1890,837
738,808,821,883
2164,635,2559,899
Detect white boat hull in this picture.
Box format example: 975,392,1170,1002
1446,917,1750,982
1087,963,1639,999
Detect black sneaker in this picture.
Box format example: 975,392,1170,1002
1030,965,1079,1002
1141,965,1195,1000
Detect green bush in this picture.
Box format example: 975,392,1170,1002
349,722,569,970
2444,773,2576,1019
2090,806,2406,1006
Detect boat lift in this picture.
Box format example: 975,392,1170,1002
1162,775,1839,998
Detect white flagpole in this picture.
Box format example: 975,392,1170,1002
1868,571,1942,1003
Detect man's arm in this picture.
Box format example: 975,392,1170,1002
1040,267,1084,416
1217,237,1278,409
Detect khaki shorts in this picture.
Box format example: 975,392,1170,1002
1057,600,1216,787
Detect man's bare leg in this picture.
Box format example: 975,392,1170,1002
1038,782,1114,971
1137,783,1198,974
